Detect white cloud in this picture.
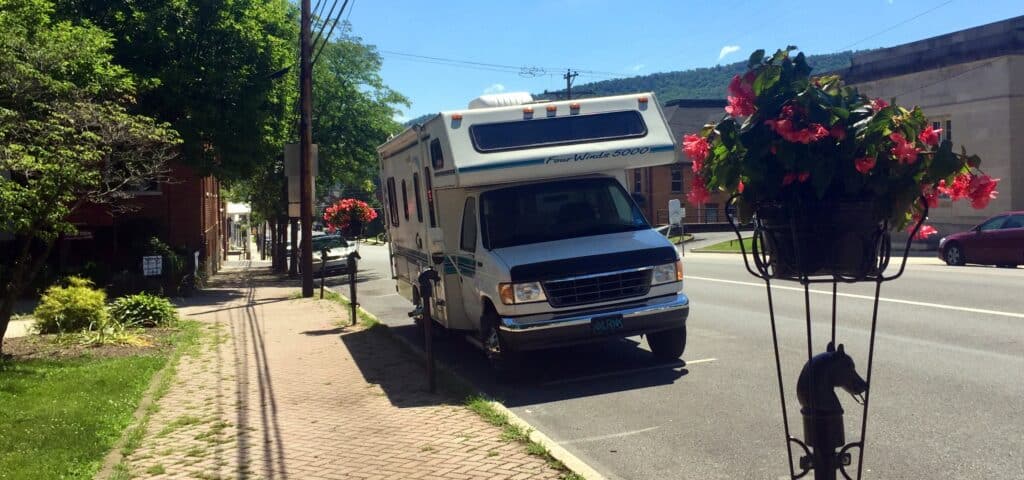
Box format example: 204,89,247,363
719,45,741,60
483,83,506,94
630,63,645,72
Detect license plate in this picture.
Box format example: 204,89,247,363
591,315,624,334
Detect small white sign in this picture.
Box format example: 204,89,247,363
668,199,684,225
142,256,163,276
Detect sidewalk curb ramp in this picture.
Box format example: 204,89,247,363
345,298,608,480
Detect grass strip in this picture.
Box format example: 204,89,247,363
0,355,165,479
694,236,754,253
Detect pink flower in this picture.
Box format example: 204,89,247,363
782,173,796,186
938,174,970,201
765,119,829,144
830,125,846,141
682,134,710,170
737,181,745,193
911,224,938,240
871,98,889,112
918,126,942,146
921,184,939,208
967,175,999,210
687,175,712,205
725,73,757,117
889,133,919,165
854,156,876,174
797,171,810,183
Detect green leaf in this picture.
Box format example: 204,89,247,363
747,49,766,68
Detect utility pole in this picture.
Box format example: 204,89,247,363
564,69,578,100
299,0,315,296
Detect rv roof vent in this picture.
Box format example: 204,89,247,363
468,92,534,109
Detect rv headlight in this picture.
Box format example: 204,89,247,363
938,236,947,248
498,282,547,305
652,261,683,285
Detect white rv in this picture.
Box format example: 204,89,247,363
378,92,689,371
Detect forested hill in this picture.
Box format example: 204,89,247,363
403,50,861,126
541,50,860,102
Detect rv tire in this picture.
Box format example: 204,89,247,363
648,325,687,362
481,306,521,380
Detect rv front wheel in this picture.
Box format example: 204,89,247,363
482,307,520,379
647,325,687,362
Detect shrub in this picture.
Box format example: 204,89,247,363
109,293,178,328
33,277,109,334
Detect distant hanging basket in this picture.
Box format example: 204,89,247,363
323,198,377,237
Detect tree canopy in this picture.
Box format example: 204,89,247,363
0,0,181,349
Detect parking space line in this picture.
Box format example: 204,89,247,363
559,426,661,445
540,357,716,387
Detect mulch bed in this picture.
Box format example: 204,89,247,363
1,328,179,361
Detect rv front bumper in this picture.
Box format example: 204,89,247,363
498,293,689,351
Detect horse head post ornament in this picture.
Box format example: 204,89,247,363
796,343,867,479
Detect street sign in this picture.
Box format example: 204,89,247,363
284,143,319,178
142,256,163,276
668,199,684,225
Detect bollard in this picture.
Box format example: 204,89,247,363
319,249,327,300
417,268,440,393
347,251,361,326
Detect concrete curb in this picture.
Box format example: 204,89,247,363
337,296,607,480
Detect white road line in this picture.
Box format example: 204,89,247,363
687,275,1024,319
558,426,662,445
541,357,716,387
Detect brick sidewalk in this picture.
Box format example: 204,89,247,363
119,261,562,479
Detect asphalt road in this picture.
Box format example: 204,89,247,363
345,243,1024,480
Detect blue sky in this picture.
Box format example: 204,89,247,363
341,0,1023,121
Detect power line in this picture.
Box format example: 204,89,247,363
311,0,341,49
378,50,621,79
839,0,954,50
889,58,995,99
312,0,326,19
312,0,350,65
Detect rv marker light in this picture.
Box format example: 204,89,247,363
570,102,580,114
523,107,534,119
546,105,557,117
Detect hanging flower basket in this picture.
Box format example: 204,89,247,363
684,47,999,280
323,198,377,237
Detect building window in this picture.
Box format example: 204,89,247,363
704,203,719,223
670,167,682,193
386,177,399,227
633,170,642,193
412,173,424,223
930,118,952,143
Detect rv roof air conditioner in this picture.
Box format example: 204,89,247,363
468,92,534,109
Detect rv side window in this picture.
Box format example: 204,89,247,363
469,110,647,153
412,173,424,223
401,179,410,221
460,198,477,252
430,139,444,169
387,177,399,227
424,168,437,227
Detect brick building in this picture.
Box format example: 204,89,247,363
628,99,732,225
843,15,1024,233
59,161,225,281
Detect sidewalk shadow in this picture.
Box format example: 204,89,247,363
339,326,453,408
382,323,690,408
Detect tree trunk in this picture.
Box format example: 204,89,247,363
0,297,15,354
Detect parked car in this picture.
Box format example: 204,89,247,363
300,234,356,276
938,211,1024,267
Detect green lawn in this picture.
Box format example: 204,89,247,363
0,322,200,480
696,237,754,253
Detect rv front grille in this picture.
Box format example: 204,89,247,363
543,268,652,308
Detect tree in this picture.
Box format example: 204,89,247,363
0,0,181,352
54,0,300,183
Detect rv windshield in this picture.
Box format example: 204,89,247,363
480,177,649,249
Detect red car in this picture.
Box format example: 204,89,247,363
938,211,1024,267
